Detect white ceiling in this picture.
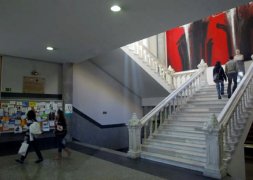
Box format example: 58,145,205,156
0,0,251,63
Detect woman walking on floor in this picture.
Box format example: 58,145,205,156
54,109,71,160
16,109,43,164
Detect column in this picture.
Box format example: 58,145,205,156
62,63,73,141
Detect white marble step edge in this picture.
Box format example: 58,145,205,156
181,108,223,112
161,123,205,129
144,139,206,153
142,145,206,162
166,116,209,121
153,133,206,144
141,151,205,172
157,131,205,139
187,99,228,103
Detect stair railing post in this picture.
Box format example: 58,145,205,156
167,65,175,89
203,114,226,179
197,59,208,86
127,113,142,159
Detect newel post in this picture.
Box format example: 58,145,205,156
127,113,142,159
167,65,175,89
197,59,208,85
203,114,226,179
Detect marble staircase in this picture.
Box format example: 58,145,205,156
141,84,229,172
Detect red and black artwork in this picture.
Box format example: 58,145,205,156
166,2,253,71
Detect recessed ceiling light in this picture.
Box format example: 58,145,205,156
46,46,54,51
111,5,121,12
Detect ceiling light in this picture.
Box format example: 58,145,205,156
46,46,54,51
111,5,121,12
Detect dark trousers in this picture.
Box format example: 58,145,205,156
227,72,238,97
20,139,43,161
56,133,67,153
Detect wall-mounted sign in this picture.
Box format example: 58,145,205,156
65,104,73,114
23,76,45,94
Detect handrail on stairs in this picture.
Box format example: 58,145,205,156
127,59,208,159
122,42,198,91
141,68,205,126
202,61,253,179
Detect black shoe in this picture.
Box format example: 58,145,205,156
15,159,24,164
221,93,224,95
228,95,231,99
218,96,221,99
35,159,43,163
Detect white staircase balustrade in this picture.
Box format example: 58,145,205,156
203,62,253,179
121,42,198,92
127,60,208,159
173,69,197,89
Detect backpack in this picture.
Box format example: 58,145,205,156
29,122,42,135
213,68,221,83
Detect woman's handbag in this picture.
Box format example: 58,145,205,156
213,68,221,83
18,141,29,156
29,122,42,135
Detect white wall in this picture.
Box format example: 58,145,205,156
1,56,62,94
73,60,142,125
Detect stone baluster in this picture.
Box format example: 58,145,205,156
144,123,148,142
127,113,141,159
133,42,138,54
155,113,159,132
203,114,226,179
149,117,154,137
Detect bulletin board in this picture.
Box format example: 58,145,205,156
0,99,63,133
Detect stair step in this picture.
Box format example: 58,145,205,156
153,133,205,145
193,94,225,98
141,151,205,172
164,120,206,127
144,139,206,153
165,117,207,122
189,96,228,101
169,114,210,119
160,125,203,131
175,112,217,117
142,145,206,162
183,104,226,108
188,99,228,104
157,129,205,138
162,123,204,130
181,107,223,112
159,127,204,134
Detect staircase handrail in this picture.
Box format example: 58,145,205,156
173,69,197,76
218,62,253,127
141,43,164,63
140,68,205,126
203,61,253,178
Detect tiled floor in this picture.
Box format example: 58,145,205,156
0,149,164,180
0,142,216,180
1,142,253,180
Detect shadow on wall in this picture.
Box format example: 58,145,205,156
71,109,129,151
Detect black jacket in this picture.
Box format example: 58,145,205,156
213,66,227,81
